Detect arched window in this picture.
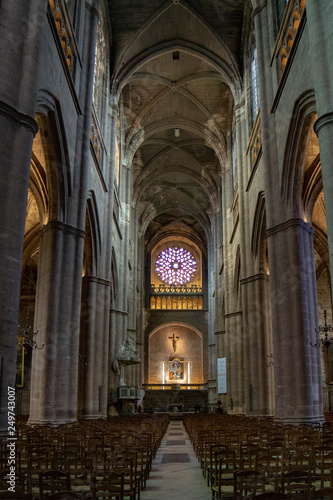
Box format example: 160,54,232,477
232,116,238,192
251,48,260,121
114,116,120,188
155,246,197,285
65,0,76,21
92,16,106,118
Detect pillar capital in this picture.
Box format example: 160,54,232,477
82,275,112,287
266,218,314,239
40,220,86,239
0,100,38,136
314,111,333,137
252,0,267,18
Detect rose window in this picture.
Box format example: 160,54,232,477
155,247,197,285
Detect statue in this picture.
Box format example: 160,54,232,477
169,333,180,352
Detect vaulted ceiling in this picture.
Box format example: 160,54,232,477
108,0,247,251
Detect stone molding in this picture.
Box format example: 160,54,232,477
224,310,242,318
110,308,128,316
314,112,333,137
240,273,270,285
0,100,38,136
40,220,86,239
234,99,245,113
82,275,112,287
85,1,99,18
253,0,267,18
266,218,314,238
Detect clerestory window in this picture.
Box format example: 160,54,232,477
251,48,260,122
92,16,106,118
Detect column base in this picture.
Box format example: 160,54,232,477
80,414,107,420
28,417,78,426
274,415,325,425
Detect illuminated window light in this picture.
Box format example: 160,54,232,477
155,246,197,285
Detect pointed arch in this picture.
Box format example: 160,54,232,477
234,245,241,309
251,192,269,275
111,247,119,308
84,191,102,276
281,89,317,217
35,89,72,223
112,0,242,96
113,40,241,98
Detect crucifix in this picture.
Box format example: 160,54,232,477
169,333,180,352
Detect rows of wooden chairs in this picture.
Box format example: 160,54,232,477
184,414,333,500
0,414,169,500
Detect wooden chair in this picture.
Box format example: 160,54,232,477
280,469,312,500
91,471,124,500
211,449,237,500
66,456,92,495
27,455,54,496
312,446,333,488
44,494,82,500
0,493,31,500
111,455,138,500
39,470,71,500
310,487,333,500
256,448,280,491
251,493,288,500
0,470,26,494
233,470,265,500
206,444,229,487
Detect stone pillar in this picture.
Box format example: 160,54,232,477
241,274,274,416
225,311,244,414
306,2,333,293
29,221,85,424
208,221,217,382
78,277,111,419
0,0,47,437
237,94,274,416
253,2,323,423
221,130,245,413
108,95,129,391
267,219,323,424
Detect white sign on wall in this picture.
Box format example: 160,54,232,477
217,357,227,394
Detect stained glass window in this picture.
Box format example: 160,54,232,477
155,247,197,285
93,16,106,116
65,0,75,19
232,116,238,192
251,48,260,121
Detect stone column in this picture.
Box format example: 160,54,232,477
108,95,129,391
225,312,244,414
0,0,47,437
208,221,217,382
237,94,274,416
253,2,323,423
267,219,323,423
72,0,108,419
78,277,111,419
29,221,85,424
306,2,333,293
241,274,274,416
221,137,245,413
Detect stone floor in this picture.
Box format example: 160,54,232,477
140,420,212,500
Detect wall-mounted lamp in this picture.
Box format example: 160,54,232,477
310,310,333,350
174,128,180,137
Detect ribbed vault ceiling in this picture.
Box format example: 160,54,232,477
108,0,246,248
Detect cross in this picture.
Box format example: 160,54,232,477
169,333,180,352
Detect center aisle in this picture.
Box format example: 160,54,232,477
140,419,212,500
